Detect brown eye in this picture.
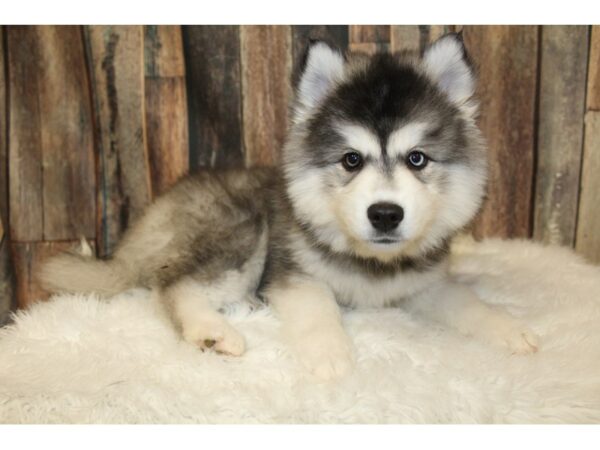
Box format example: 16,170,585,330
406,150,429,170
342,152,363,171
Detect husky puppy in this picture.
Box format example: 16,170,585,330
40,34,538,380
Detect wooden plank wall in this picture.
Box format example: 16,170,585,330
0,25,598,312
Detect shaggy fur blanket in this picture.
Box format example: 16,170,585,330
1,238,600,423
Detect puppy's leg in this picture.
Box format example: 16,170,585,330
163,277,245,356
267,277,354,380
406,280,539,354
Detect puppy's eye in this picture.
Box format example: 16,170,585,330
341,152,363,171
406,150,429,170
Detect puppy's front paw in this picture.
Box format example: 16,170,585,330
479,315,539,355
183,317,246,356
293,327,355,380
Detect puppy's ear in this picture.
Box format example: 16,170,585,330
294,40,345,112
423,33,476,108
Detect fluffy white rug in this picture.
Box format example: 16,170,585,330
1,238,600,424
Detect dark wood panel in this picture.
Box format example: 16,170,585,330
0,220,14,318
6,26,44,241
240,26,292,166
144,26,189,196
586,26,600,111
85,25,151,257
291,25,349,59
0,26,7,229
534,26,589,246
464,26,539,239
183,26,244,170
576,112,600,264
0,26,12,318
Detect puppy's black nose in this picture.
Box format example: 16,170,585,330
367,203,404,232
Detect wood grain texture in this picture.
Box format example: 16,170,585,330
144,26,189,196
240,26,292,167
291,25,348,60
8,27,96,242
6,26,44,241
390,25,455,53
534,26,589,246
85,25,151,257
349,25,390,54
586,26,600,111
183,26,244,169
464,26,539,239
11,240,89,308
38,27,96,241
144,25,185,78
0,219,14,317
576,112,600,263
390,26,421,52
145,78,189,195
349,25,390,44
0,26,7,229
0,26,12,319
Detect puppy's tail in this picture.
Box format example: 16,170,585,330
38,238,133,297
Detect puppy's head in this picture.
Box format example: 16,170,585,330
283,34,487,261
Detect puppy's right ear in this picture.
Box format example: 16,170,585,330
294,40,345,112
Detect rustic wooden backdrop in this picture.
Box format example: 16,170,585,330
0,25,599,314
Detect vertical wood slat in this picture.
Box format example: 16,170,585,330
576,112,600,263
240,26,292,167
291,25,349,60
576,26,600,263
586,26,600,112
390,25,456,53
349,25,390,54
7,26,96,242
0,26,12,317
85,25,151,257
144,26,189,196
0,220,14,317
533,26,589,246
0,25,7,228
6,27,44,241
464,26,539,239
183,26,244,170
390,26,421,52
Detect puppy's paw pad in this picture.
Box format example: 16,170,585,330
184,320,246,357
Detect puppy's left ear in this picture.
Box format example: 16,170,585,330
294,40,345,113
423,33,476,108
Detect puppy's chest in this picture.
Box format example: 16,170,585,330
293,246,443,308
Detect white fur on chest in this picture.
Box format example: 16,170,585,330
291,239,446,308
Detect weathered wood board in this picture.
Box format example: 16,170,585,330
85,25,151,256
534,26,589,246
464,26,539,239
240,26,292,166
144,26,189,196
183,26,245,169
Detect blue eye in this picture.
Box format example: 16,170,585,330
342,152,363,171
406,150,429,170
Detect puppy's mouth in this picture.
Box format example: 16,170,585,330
370,237,401,245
